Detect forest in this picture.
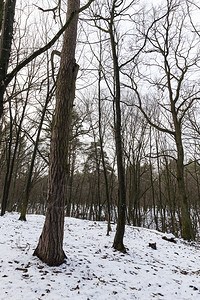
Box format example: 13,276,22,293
0,0,200,266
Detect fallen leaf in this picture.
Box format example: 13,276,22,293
15,268,28,273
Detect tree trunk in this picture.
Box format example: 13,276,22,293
1,98,13,216
19,86,54,221
109,8,126,252
66,143,76,217
1,85,30,216
149,128,158,230
175,127,194,240
0,0,16,119
33,0,80,266
98,73,111,234
155,138,165,232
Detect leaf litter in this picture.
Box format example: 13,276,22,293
0,212,200,299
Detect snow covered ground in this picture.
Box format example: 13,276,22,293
0,213,200,300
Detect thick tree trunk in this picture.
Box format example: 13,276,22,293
33,0,80,266
0,0,15,213
0,0,16,119
0,1,4,30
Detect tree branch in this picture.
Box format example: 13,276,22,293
4,0,95,87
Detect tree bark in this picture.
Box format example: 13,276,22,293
0,0,16,119
33,0,80,266
109,6,126,253
0,1,4,30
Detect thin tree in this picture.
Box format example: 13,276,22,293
98,65,112,235
19,84,55,221
0,0,94,121
127,0,199,240
109,1,127,252
1,76,32,216
91,0,136,251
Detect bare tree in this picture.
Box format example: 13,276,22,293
19,84,55,221
33,0,94,266
0,0,94,122
126,0,200,240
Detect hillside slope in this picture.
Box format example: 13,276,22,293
0,213,200,299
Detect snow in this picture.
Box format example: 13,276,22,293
0,213,200,300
